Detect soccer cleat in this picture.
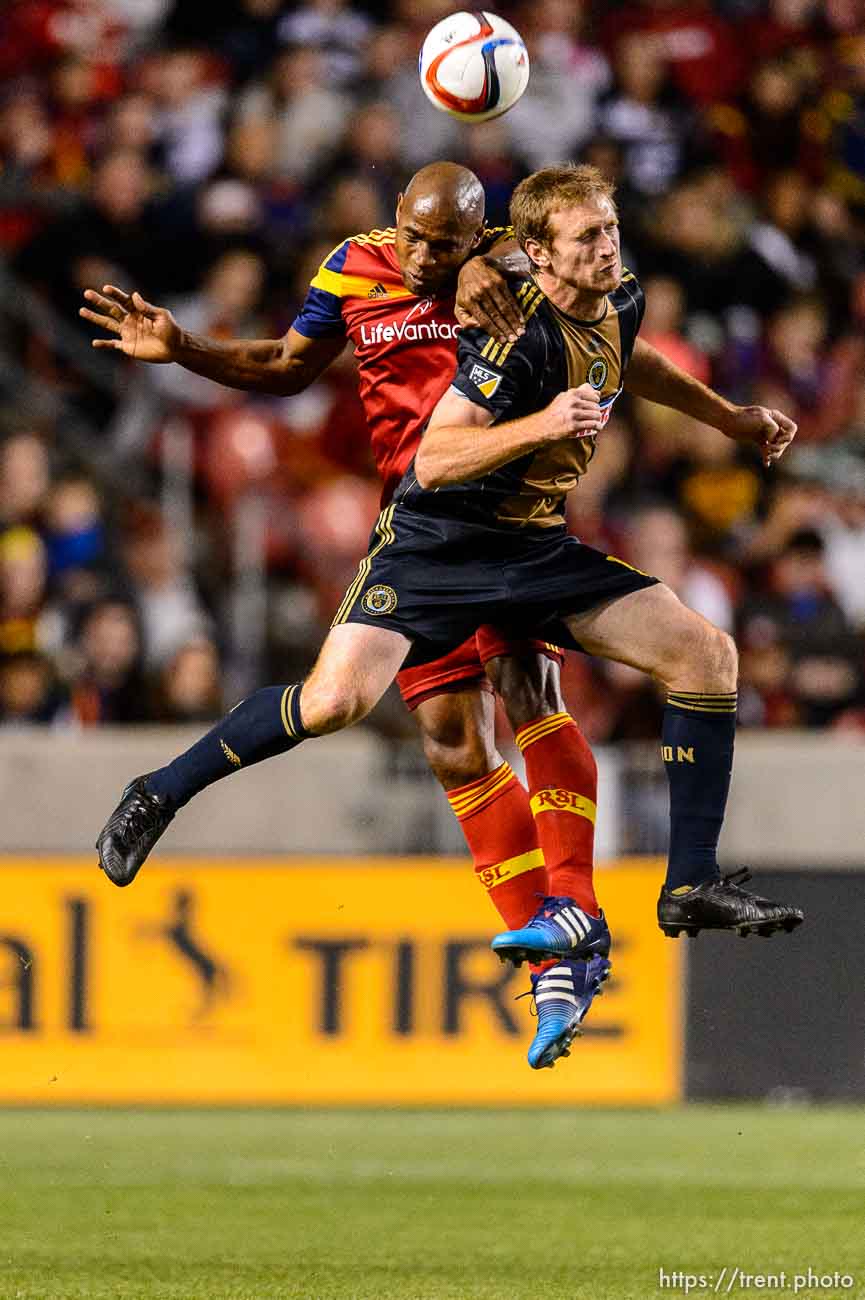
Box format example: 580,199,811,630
491,896,611,967
657,868,804,939
527,955,611,1070
96,774,175,887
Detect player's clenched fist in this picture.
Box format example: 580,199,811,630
546,384,601,439
79,285,181,363
722,404,797,467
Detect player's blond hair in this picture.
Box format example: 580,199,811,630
510,164,616,251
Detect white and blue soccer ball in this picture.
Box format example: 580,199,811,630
419,11,530,123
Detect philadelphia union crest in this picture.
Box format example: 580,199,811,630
361,584,398,615
587,357,608,390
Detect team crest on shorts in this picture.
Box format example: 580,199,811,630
361,584,398,615
468,363,502,399
587,358,608,389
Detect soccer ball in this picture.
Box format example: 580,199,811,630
419,11,529,123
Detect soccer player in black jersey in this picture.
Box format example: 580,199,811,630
409,163,803,958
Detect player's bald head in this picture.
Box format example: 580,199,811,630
399,162,485,233
394,162,486,296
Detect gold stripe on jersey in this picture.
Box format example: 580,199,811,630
311,267,412,301
332,505,397,626
496,288,543,365
352,227,396,245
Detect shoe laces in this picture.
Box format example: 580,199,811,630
117,791,163,839
720,867,752,891
515,990,538,1018
517,961,585,1017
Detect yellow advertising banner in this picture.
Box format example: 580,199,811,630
0,857,681,1104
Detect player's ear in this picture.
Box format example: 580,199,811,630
524,237,549,269
395,193,404,223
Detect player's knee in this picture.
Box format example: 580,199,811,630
422,731,496,789
488,654,564,729
417,698,498,790
710,628,738,691
664,618,738,693
300,678,372,734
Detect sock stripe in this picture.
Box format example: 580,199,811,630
448,763,516,819
529,788,597,824
476,847,545,891
447,762,511,808
515,712,572,749
667,691,738,699
515,712,574,752
280,685,299,738
451,769,514,819
667,696,738,714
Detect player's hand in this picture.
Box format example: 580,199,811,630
723,405,797,467
546,384,601,439
455,255,525,345
79,285,181,363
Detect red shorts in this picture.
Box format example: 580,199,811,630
396,627,565,711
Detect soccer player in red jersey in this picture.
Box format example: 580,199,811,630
83,163,607,1061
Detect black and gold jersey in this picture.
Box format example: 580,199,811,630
399,271,644,529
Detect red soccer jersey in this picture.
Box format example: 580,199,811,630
291,226,504,503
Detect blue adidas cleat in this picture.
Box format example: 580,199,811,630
527,955,612,1070
491,895,611,967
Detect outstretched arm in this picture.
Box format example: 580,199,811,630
415,384,602,488
626,337,796,466
80,285,346,396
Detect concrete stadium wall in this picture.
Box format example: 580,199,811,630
685,870,864,1101
1,728,864,865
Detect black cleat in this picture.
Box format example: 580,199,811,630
96,774,175,887
658,868,804,939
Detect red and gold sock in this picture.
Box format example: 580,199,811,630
515,712,599,915
447,762,546,929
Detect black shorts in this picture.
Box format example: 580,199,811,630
331,503,658,667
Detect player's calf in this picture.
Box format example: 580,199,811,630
95,624,410,886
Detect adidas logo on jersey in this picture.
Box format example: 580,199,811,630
367,282,388,299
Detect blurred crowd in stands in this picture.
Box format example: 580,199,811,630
1,0,865,741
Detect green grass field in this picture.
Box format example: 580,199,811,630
0,1107,862,1300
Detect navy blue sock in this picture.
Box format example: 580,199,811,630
147,684,309,808
662,691,737,891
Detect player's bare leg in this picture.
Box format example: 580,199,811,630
96,625,410,885
562,583,803,939
299,625,411,733
422,652,609,1068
